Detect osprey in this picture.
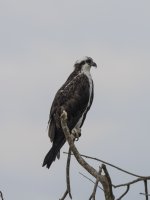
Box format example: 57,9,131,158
42,56,97,169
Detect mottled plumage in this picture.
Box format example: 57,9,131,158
42,56,97,169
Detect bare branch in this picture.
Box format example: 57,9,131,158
140,193,150,197
113,176,150,199
116,185,130,200
79,172,103,191
60,110,150,200
102,164,114,199
60,148,72,200
61,111,103,179
0,191,4,200
63,151,150,200
114,177,150,188
89,166,103,200
63,152,144,178
59,190,68,200
66,148,72,199
60,110,115,200
144,180,149,200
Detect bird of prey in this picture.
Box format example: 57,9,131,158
42,56,97,169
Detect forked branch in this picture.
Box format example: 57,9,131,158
60,110,114,200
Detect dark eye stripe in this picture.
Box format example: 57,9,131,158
80,61,85,65
86,59,91,64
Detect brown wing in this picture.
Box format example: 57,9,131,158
48,73,90,141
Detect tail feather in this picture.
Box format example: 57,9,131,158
42,139,65,169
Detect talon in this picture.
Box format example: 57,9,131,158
71,128,81,141
70,134,75,141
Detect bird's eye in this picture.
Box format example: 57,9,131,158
80,61,85,65
86,59,91,64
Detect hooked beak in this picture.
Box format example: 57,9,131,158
92,61,97,68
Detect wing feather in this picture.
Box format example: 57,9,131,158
48,73,90,141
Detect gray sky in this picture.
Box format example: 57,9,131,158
0,0,150,199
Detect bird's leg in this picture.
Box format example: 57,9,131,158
71,128,81,141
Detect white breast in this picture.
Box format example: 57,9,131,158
81,64,93,108
75,64,93,129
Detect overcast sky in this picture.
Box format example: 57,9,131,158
0,0,150,199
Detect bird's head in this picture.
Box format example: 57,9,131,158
74,56,97,72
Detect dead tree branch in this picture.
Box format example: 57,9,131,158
140,193,150,197
60,148,72,200
60,110,114,200
60,110,150,199
59,190,68,200
144,180,149,200
89,166,103,200
64,152,150,199
79,172,103,191
66,148,72,199
114,177,150,188
63,152,143,178
114,177,150,199
116,185,130,200
0,191,4,200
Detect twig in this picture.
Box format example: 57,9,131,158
66,148,72,199
79,172,103,191
0,191,4,200
114,177,150,188
59,190,68,200
116,185,130,200
144,180,149,200
113,176,150,199
63,152,144,178
60,110,114,200
59,148,72,200
140,193,150,197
